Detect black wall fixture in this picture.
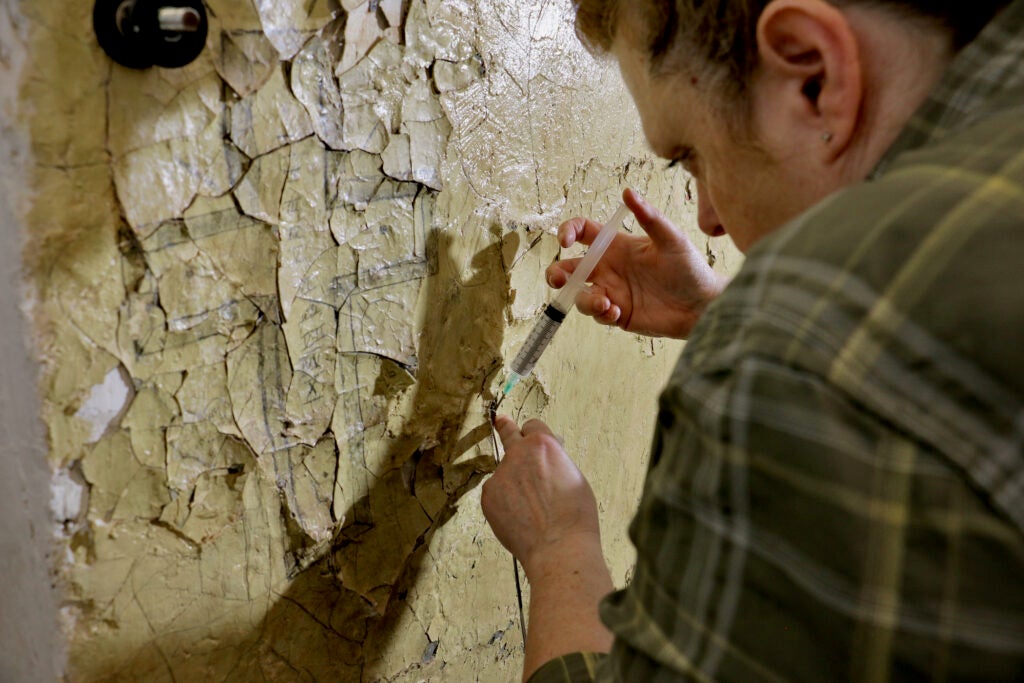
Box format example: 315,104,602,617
94,0,208,69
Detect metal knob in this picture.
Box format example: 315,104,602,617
94,0,208,69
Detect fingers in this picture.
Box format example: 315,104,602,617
556,217,604,249
495,416,564,449
594,302,623,326
494,415,522,447
546,259,577,288
559,190,678,250
576,286,622,326
521,418,557,439
623,188,682,248
543,269,624,325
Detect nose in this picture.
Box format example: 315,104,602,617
696,182,726,237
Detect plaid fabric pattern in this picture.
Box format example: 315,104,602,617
530,3,1024,681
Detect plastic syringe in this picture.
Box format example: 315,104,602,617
501,202,631,397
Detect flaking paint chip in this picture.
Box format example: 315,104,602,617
230,66,315,158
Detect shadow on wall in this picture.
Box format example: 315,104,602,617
236,230,511,680
99,229,510,681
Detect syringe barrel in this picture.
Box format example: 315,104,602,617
509,304,565,378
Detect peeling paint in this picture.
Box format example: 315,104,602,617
18,0,740,680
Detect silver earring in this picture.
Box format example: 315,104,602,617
822,131,834,143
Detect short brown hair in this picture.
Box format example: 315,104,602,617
575,0,1009,100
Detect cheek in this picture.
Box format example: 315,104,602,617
706,178,744,226
705,177,761,249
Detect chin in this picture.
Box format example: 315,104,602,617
728,232,755,254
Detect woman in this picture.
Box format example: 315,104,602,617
483,0,1024,681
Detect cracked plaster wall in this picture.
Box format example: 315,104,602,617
7,0,741,680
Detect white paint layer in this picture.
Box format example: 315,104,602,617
50,469,85,524
74,367,131,443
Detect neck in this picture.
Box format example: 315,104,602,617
840,6,955,182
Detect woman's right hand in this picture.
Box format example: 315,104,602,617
547,188,728,339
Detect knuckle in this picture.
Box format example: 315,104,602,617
529,432,563,452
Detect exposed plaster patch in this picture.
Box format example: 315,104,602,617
50,468,86,524
73,366,132,444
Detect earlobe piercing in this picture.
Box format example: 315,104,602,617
822,131,834,143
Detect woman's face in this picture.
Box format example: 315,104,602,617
614,36,844,252
609,1,956,253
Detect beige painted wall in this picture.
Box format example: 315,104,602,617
8,0,741,679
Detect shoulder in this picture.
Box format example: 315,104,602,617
675,104,1024,530
686,97,1024,372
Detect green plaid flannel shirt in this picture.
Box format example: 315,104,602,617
531,3,1024,681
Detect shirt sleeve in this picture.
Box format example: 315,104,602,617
527,652,607,683
590,357,1024,681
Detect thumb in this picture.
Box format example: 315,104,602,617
623,188,683,248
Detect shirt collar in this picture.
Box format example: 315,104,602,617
872,0,1024,178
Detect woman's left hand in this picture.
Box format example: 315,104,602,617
483,415,615,677
481,415,602,578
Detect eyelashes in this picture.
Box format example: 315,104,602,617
665,148,694,171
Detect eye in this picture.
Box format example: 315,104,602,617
666,147,696,174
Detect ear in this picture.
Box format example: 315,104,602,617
755,0,863,159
